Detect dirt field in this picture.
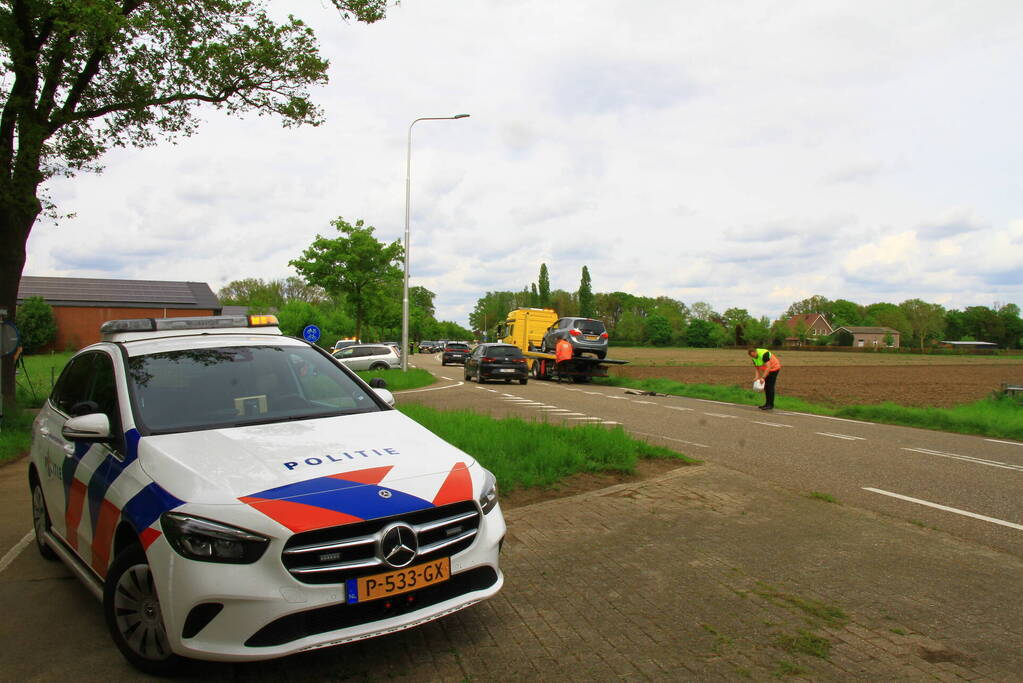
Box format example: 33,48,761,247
607,348,1023,408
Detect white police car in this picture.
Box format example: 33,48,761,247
28,315,505,673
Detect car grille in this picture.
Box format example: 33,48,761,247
282,501,481,585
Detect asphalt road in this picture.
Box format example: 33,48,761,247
414,352,1023,559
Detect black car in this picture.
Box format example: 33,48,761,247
441,342,471,365
542,317,608,359
464,344,528,384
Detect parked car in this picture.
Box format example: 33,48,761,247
27,314,505,673
332,343,401,371
418,340,436,353
542,317,609,359
332,338,361,351
441,342,471,366
464,344,528,384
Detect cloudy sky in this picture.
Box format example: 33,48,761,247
26,0,1023,324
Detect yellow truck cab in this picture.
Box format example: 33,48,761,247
499,308,558,352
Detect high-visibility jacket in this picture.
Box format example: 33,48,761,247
555,338,573,363
751,348,781,372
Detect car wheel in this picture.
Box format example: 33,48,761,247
464,367,471,381
31,477,57,561
369,362,388,370
519,378,528,385
477,368,486,384
597,351,606,360
104,544,183,675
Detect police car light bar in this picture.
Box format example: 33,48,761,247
100,315,280,336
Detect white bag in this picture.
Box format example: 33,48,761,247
753,379,765,392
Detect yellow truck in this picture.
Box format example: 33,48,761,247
497,308,625,383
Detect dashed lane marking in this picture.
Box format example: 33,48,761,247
631,400,655,405
864,488,1023,531
816,432,866,441
666,406,693,412
703,412,736,419
986,439,1023,447
399,381,465,394
566,417,603,422
601,421,621,425
901,447,1023,472
561,413,586,416
630,430,709,448
753,421,793,428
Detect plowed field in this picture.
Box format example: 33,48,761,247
607,348,1023,408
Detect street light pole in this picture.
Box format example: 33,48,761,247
402,113,470,370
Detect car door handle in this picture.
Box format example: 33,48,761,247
63,444,75,455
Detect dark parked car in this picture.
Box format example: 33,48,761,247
441,342,471,366
542,317,609,359
464,344,528,384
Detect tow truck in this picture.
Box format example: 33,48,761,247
496,308,627,383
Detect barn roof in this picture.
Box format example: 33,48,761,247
17,276,220,310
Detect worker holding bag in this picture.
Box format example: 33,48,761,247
748,347,781,410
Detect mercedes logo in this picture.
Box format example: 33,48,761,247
378,489,392,499
379,522,419,568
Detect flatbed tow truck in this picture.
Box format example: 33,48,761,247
497,307,627,383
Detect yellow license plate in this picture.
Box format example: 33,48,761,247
352,557,450,603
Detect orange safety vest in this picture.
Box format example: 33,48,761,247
555,338,573,362
752,348,781,372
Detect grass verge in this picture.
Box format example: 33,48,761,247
356,367,435,392
0,409,34,464
594,375,1023,441
397,404,697,491
15,351,73,409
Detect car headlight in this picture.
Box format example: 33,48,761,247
478,469,499,515
161,512,269,564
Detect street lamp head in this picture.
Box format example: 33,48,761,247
453,113,470,119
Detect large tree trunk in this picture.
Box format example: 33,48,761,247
0,198,39,417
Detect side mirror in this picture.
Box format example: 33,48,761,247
373,387,395,407
62,413,112,443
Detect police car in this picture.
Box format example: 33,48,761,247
28,315,505,673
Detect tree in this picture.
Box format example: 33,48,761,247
644,314,672,346
829,299,863,327
722,307,753,346
997,303,1023,349
0,0,388,412
784,295,832,319
290,217,403,340
16,295,56,352
537,264,551,307
689,301,719,322
578,266,594,317
899,299,946,350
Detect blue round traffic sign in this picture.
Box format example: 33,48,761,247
302,325,321,343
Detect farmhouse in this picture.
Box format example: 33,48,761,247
17,276,221,350
784,313,834,345
833,326,901,348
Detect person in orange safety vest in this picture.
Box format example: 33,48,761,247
748,347,781,410
555,338,573,382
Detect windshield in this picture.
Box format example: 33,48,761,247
447,343,469,350
575,319,606,334
484,346,522,358
127,345,383,434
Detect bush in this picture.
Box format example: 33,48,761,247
16,296,57,352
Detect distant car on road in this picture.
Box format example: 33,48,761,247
332,338,361,351
542,317,608,359
464,344,528,384
418,340,436,353
332,343,401,371
441,342,471,366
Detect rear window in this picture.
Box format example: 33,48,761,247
447,343,469,350
574,319,606,334
484,346,522,358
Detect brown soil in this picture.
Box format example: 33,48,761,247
613,364,1023,408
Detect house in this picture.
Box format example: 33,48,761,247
784,313,834,345
17,276,221,350
833,326,901,348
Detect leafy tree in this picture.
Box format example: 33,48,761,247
290,217,403,340
0,0,388,411
689,301,719,322
537,263,551,307
644,314,672,346
685,319,721,347
899,298,946,350
275,300,324,339
830,299,863,327
997,303,1023,349
529,283,539,307
784,295,832,319
549,289,576,317
15,296,56,352
578,266,594,317
722,307,753,346
960,305,1002,344
769,319,790,346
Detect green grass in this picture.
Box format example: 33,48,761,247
776,631,831,659
594,375,1023,441
807,491,839,504
0,409,34,464
356,368,435,392
396,404,696,491
15,351,73,408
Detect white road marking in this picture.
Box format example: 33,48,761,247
986,439,1023,447
0,531,33,576
560,412,586,416
439,376,453,380
606,396,629,400
703,412,736,419
566,417,603,422
631,400,655,405
901,447,1023,472
774,411,873,426
601,421,621,425
631,431,709,448
399,381,465,394
753,421,793,428
863,488,1023,531
816,432,866,441
665,406,693,412
583,391,603,396
544,409,574,413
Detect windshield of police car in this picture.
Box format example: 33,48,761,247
127,345,383,434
